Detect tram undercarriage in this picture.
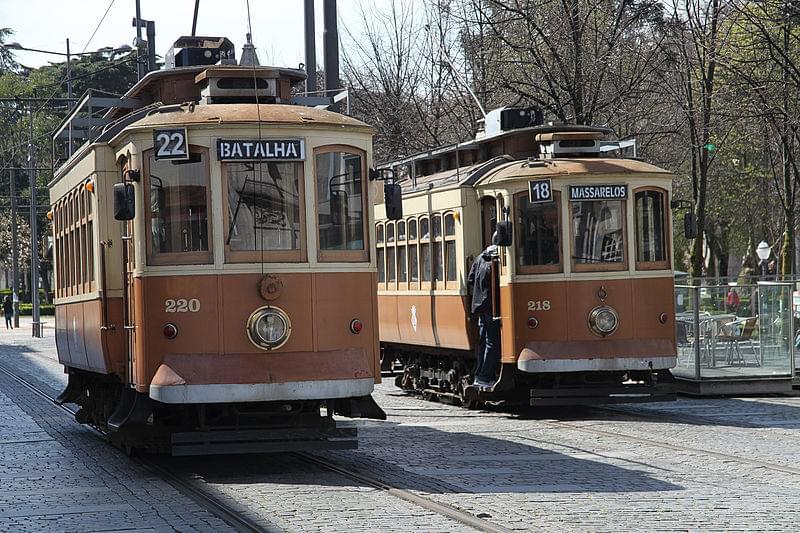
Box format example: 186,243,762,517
56,369,384,455
385,345,676,409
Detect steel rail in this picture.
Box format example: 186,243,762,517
294,452,513,533
539,406,800,477
0,365,271,533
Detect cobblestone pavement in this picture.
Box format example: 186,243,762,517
2,321,800,532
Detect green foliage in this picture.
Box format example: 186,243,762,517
18,303,54,316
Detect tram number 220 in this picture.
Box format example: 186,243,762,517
527,300,551,311
165,298,201,313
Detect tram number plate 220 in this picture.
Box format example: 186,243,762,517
153,128,189,160
529,179,553,203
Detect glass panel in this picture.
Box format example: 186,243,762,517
517,194,560,268
433,241,443,281
388,246,396,282
149,151,209,254
432,215,442,239
636,190,666,263
446,240,456,281
572,200,624,265
376,224,384,244
386,222,395,243
420,217,429,240
377,248,385,283
410,244,419,281
316,151,364,251
398,245,407,282
227,162,301,251
409,219,417,240
445,213,455,236
421,243,431,281
87,221,94,282
397,221,406,241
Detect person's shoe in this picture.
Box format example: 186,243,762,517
474,379,494,389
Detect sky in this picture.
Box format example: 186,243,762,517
0,0,398,70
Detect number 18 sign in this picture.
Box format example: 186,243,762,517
529,178,554,204
153,128,189,160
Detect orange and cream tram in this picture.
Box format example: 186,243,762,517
49,37,384,455
375,108,677,407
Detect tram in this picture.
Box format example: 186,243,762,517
49,36,384,455
375,108,677,407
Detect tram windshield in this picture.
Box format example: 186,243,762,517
635,189,667,266
571,200,625,269
315,150,367,259
516,192,561,272
225,162,302,257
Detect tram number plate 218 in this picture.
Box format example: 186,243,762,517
153,128,189,160
529,179,553,203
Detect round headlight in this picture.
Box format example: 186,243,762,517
588,306,619,337
247,306,291,350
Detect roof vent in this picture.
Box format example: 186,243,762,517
483,107,544,137
537,131,604,158
165,36,236,69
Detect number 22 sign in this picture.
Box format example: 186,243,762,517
529,179,554,204
153,128,189,160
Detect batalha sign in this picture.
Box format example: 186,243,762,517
217,139,305,161
569,184,628,201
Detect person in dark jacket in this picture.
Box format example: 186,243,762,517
3,295,13,329
468,244,500,388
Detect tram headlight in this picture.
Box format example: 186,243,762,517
588,306,619,337
247,306,291,350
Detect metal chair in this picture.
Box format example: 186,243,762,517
718,317,759,366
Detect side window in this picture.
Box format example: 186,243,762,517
516,192,562,273
146,148,212,265
635,189,668,268
408,217,419,286
315,148,367,261
444,212,457,284
419,216,431,283
376,223,385,285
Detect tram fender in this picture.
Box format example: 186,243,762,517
332,394,387,420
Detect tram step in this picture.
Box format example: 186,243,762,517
170,426,357,456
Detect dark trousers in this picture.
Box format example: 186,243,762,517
4,314,11,329
475,314,500,383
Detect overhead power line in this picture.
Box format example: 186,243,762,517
82,0,118,53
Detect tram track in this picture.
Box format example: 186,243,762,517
0,365,269,533
0,364,511,533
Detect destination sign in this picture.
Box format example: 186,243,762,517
569,184,628,201
217,139,305,161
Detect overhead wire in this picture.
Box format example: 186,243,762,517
82,0,118,53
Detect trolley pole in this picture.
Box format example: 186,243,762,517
10,167,20,328
28,104,41,338
66,38,73,156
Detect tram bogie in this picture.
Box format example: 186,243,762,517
49,36,385,454
375,117,678,408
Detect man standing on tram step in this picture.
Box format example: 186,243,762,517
468,242,500,389
3,295,13,329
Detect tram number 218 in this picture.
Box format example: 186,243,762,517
165,298,201,313
527,300,551,311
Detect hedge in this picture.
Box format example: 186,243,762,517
18,303,55,316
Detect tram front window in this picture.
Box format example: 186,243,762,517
315,150,367,259
572,200,625,269
146,149,211,264
516,193,560,272
225,162,302,255
635,189,667,265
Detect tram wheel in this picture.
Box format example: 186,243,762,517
459,378,481,410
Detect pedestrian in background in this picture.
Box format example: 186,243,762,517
3,295,13,329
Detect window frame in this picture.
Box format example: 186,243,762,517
221,160,307,263
633,186,670,271
514,191,563,275
407,216,419,290
418,215,432,289
313,145,370,263
443,211,458,289
375,222,386,287
144,145,213,266
569,196,629,273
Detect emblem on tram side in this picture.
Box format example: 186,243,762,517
259,275,283,301
410,305,418,332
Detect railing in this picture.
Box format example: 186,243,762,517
674,282,795,381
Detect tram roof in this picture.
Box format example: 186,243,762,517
482,157,673,184
126,103,374,132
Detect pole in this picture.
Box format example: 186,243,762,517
10,168,19,328
28,104,41,338
323,0,340,111
304,0,317,95
146,20,156,73
66,38,73,157
192,0,200,36
135,0,143,80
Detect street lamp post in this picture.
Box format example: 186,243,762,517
756,240,771,280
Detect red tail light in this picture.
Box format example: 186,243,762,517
349,319,363,334
163,323,178,339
